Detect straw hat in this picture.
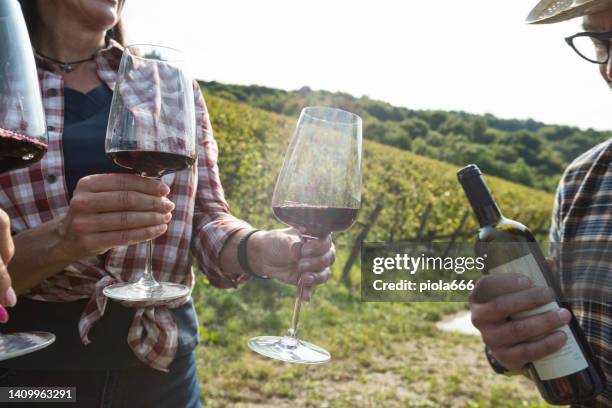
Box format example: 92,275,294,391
526,0,612,24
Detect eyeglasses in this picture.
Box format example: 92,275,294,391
565,31,612,64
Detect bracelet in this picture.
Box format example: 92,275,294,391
237,229,269,279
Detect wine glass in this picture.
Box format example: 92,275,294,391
248,107,362,364
103,44,196,302
0,0,48,172
0,0,54,360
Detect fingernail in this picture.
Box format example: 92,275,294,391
557,308,571,322
4,287,16,307
301,246,312,257
518,276,531,288
302,275,314,285
299,261,311,272
0,305,8,323
162,198,175,211
553,330,567,342
159,184,170,196
164,212,172,223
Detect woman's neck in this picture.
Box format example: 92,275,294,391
35,17,106,62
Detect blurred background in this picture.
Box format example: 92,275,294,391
119,1,600,406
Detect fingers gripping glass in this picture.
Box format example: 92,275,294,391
565,31,612,64
248,107,362,364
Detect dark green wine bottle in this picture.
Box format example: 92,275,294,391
458,164,606,405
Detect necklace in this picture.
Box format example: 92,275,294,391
34,50,98,73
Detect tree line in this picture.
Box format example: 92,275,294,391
200,80,610,192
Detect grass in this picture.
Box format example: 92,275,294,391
192,270,555,408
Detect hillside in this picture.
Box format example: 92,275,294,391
200,80,611,193
203,92,554,244
193,91,556,407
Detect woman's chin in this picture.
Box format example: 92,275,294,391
78,0,121,28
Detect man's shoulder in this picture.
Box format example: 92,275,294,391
561,138,612,185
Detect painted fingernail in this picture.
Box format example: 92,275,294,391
4,287,16,307
557,308,571,322
0,305,8,323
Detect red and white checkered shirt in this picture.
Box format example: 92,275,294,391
0,40,251,371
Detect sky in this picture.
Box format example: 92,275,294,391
122,0,612,131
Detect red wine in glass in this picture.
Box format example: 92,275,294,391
108,150,196,177
272,204,358,238
0,128,48,173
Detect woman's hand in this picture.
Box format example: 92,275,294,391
58,174,175,259
248,228,335,301
0,209,16,320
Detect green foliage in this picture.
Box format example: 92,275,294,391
200,80,611,192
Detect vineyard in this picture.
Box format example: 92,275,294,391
192,90,557,407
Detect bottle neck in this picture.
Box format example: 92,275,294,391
472,203,502,227
458,171,503,227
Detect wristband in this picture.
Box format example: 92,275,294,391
237,229,268,279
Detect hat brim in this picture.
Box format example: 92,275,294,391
527,0,612,24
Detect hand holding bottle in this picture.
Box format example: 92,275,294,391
469,272,571,371
458,164,605,405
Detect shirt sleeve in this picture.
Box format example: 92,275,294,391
190,82,252,288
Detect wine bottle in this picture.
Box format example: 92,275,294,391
457,164,606,405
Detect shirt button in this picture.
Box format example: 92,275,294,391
47,89,58,97
47,125,55,132
46,174,57,184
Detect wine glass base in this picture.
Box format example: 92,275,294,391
0,331,55,361
248,335,331,364
103,282,190,302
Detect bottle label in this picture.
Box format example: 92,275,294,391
489,253,588,380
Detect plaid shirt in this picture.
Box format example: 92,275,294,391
0,40,251,372
550,139,612,407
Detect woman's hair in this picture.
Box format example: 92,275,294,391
17,0,126,47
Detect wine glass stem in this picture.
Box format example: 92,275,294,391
288,281,305,338
138,239,160,289
137,174,162,290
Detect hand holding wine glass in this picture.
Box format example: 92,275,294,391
248,106,362,364
245,228,334,302
57,174,173,260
